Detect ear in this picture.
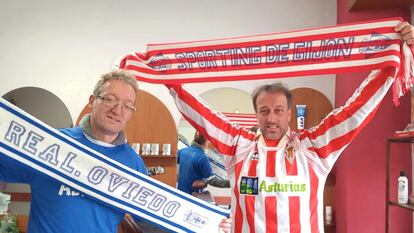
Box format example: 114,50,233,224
88,95,95,108
287,109,292,122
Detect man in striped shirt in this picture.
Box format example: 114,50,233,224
169,22,414,233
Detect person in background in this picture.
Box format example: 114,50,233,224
172,22,414,233
0,70,148,233
177,131,230,196
250,126,259,133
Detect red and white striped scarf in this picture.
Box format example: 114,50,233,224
117,17,413,105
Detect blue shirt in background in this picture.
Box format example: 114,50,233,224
177,143,214,195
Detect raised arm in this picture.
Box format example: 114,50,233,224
300,22,414,169
168,85,255,157
301,69,395,171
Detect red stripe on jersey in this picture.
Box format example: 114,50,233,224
266,150,277,177
245,196,256,233
234,162,244,233
265,197,277,233
264,137,279,178
285,158,298,176
248,160,258,177
289,196,301,233
308,165,320,233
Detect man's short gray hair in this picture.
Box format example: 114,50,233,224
92,70,138,96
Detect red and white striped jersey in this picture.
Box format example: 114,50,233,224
169,70,394,233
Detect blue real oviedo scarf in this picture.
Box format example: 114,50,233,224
0,98,229,232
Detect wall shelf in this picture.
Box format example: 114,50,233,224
389,201,414,211
385,136,413,233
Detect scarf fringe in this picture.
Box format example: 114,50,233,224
394,43,414,106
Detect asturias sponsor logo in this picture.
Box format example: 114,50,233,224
259,180,306,193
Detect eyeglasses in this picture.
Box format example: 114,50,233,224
95,95,136,112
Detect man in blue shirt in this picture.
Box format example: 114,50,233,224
177,131,230,195
0,70,148,233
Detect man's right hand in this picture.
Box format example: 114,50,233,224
192,179,208,190
219,215,232,233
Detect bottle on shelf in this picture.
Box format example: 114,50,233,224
398,171,408,204
325,205,332,225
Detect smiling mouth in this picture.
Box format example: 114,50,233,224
107,115,121,123
267,125,279,130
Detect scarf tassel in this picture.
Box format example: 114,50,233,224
393,43,414,106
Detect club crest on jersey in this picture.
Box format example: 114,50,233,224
285,145,296,164
285,135,296,164
240,176,259,195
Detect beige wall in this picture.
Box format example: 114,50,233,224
0,0,337,129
